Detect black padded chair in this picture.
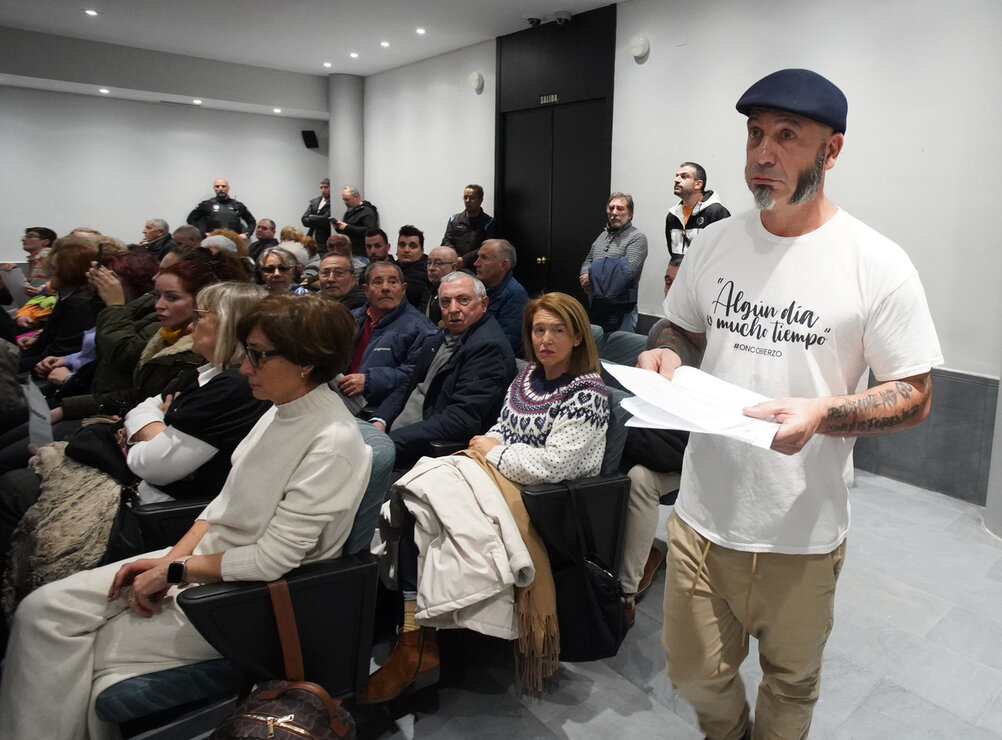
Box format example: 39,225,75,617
95,420,395,738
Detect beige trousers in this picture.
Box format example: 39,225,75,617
662,512,846,740
619,465,679,593
0,549,220,740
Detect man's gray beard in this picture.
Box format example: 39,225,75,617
790,144,827,205
752,185,775,211
751,143,827,211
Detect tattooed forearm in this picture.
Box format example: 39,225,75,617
819,373,932,438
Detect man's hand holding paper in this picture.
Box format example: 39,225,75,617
603,362,781,451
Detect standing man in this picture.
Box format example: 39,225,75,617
396,225,430,309
138,219,173,259
474,239,528,357
186,178,255,239
664,162,730,257
441,184,498,269
640,69,942,740
419,245,462,324
302,178,333,247
579,192,649,332
248,219,278,262
332,186,379,259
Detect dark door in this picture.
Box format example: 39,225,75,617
501,98,610,300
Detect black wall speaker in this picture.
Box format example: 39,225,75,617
301,130,319,149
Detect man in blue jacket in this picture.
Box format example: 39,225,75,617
339,261,436,407
369,271,516,468
474,239,528,357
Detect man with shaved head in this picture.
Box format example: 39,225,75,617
186,177,256,240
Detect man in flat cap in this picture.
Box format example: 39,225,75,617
640,68,942,739
301,178,333,247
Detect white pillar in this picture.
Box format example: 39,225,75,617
327,74,364,196
984,385,1002,537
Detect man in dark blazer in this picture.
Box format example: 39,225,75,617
301,178,332,246
368,270,516,468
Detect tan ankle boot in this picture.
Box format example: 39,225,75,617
357,627,440,704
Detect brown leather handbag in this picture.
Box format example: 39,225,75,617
210,580,356,739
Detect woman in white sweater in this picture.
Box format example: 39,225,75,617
0,294,372,740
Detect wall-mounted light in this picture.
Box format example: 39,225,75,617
469,72,484,95
628,33,650,62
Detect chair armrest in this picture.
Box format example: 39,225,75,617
428,440,466,457
133,498,213,550
178,554,378,698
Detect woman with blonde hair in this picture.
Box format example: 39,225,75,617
123,281,271,503
361,291,610,704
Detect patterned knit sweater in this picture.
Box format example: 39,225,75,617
484,364,609,485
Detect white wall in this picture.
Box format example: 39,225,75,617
614,0,1002,377
362,41,496,250
0,86,328,252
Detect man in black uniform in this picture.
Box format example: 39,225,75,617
186,178,256,240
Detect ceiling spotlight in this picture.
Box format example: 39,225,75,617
98,88,110,94
416,28,426,35
349,52,358,58
84,9,100,16
380,41,389,48
192,99,202,105
323,62,332,68
273,108,282,114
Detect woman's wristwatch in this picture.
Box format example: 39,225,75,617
166,556,193,584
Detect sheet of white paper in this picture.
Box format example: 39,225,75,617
25,378,54,449
604,362,780,450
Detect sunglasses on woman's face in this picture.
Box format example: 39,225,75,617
260,265,292,274
242,344,284,368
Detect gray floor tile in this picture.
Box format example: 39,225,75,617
361,473,1002,740
831,679,1000,740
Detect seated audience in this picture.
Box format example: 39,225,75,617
1,227,56,299
395,225,430,309
258,246,309,295
247,218,278,262
360,292,609,703
200,234,238,255
474,239,529,357
0,251,239,474
138,219,173,259
0,294,372,738
318,253,366,309
340,262,436,407
365,228,393,263
33,249,159,395
418,245,462,324
326,233,368,276
17,237,100,373
124,281,271,503
171,225,202,250
369,271,516,468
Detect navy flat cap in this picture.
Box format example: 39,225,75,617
736,69,847,134
321,177,331,185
